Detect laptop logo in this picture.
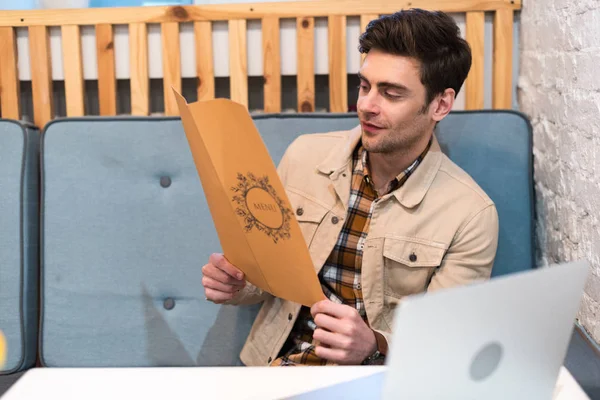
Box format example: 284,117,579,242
470,342,503,381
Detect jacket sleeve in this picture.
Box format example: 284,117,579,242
223,282,271,306
223,143,295,306
428,203,499,291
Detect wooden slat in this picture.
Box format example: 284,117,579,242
28,26,53,127
228,19,248,108
360,14,377,32
161,21,181,116
61,25,85,116
465,11,485,110
359,14,377,62
0,27,20,120
493,9,513,109
194,21,214,102
0,1,522,27
328,15,347,113
262,16,281,112
297,17,314,112
129,22,149,116
96,24,117,116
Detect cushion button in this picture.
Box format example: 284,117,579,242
160,176,172,188
296,207,304,216
331,216,339,224
409,253,417,262
163,298,175,310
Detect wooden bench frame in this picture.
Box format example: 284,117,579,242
0,0,521,127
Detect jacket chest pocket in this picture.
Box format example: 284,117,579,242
287,190,331,248
382,236,447,299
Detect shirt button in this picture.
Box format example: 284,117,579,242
409,253,417,262
288,313,293,321
296,207,304,216
356,283,362,290
331,216,339,224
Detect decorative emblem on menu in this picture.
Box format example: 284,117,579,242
231,172,292,243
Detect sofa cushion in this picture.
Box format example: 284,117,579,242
0,120,39,374
40,112,533,367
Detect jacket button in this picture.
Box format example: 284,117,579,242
268,357,272,364
296,207,304,216
288,313,293,321
331,216,339,224
409,253,417,262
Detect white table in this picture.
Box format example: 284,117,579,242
2,365,589,400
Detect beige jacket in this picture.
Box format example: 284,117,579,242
227,125,499,366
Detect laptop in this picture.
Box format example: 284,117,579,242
287,260,590,400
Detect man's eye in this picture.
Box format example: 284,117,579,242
384,92,402,99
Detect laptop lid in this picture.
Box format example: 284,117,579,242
381,260,590,400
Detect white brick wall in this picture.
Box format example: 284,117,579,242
519,0,600,343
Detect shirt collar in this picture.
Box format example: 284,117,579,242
355,138,432,196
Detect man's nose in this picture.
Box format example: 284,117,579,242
357,91,380,115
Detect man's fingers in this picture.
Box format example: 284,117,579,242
314,346,348,364
313,313,341,333
204,288,235,304
209,253,245,280
313,328,350,350
202,263,245,287
311,300,351,319
202,275,243,294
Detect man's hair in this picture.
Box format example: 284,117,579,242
358,9,472,106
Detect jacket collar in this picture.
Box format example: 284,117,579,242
316,124,443,209
316,125,362,177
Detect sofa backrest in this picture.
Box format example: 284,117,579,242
39,111,533,367
0,120,39,374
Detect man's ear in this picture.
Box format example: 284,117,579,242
430,88,456,122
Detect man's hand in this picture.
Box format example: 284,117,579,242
310,300,377,365
202,253,246,304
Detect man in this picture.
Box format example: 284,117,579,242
201,9,499,366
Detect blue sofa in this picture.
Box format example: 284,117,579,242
6,111,597,397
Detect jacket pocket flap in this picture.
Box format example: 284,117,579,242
383,237,447,267
286,189,331,223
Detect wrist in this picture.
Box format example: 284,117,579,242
368,329,378,354
361,329,386,365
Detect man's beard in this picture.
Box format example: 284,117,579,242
359,103,430,154
361,122,427,154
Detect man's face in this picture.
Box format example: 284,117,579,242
356,49,435,155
